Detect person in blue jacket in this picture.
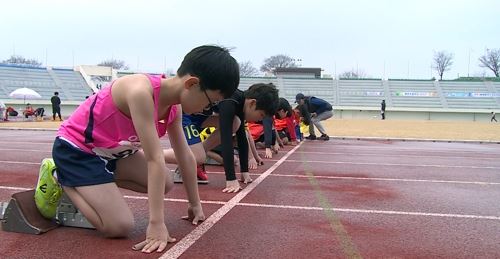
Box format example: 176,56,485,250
295,93,333,140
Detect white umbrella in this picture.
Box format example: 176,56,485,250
9,87,42,104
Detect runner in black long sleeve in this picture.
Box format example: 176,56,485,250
217,92,248,184
166,83,279,192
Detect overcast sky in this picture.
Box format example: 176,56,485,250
1,0,499,79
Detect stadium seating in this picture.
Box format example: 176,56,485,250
1,64,499,111
388,80,443,108
337,80,384,107
0,65,92,102
440,81,498,109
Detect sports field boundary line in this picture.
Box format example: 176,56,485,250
293,151,500,160
158,142,303,259
0,127,57,131
282,160,500,169
203,172,500,185
2,186,498,221
329,135,500,144
236,203,500,220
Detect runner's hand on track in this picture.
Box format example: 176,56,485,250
182,203,205,225
239,172,253,184
274,143,280,152
265,148,273,158
248,157,258,169
256,156,264,165
222,180,242,193
132,222,176,253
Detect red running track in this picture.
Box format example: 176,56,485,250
0,129,499,258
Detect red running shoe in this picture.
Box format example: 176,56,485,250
196,164,209,184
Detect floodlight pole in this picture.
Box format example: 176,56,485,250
467,48,472,77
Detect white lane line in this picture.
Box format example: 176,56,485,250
0,186,31,191
2,186,498,221
282,160,500,169
0,186,227,206
159,143,303,259
299,145,500,154
205,171,500,185
123,195,227,205
0,160,40,165
237,203,500,221
0,148,51,153
0,142,53,145
270,174,500,185
3,159,498,169
294,151,500,160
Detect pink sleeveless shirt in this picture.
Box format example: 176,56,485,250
58,74,178,159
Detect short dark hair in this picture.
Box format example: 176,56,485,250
276,97,293,118
177,45,239,98
244,83,279,116
295,93,305,103
54,92,59,95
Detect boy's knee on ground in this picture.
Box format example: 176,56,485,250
101,217,134,238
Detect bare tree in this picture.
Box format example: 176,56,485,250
339,69,367,79
98,59,129,70
2,55,42,67
433,51,453,80
478,48,500,77
239,61,259,77
260,54,298,74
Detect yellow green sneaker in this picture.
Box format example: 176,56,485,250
34,158,63,219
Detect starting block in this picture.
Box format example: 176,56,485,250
56,192,94,229
0,190,59,234
1,190,95,235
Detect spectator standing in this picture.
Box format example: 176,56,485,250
295,93,333,140
51,92,62,121
381,100,386,120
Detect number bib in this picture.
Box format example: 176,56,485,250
92,140,142,159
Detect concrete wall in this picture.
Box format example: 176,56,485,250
334,106,495,122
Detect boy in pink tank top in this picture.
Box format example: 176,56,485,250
41,45,240,253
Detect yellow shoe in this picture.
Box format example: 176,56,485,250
34,158,62,219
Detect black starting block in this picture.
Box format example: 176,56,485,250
0,190,95,235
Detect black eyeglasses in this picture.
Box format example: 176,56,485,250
203,89,218,110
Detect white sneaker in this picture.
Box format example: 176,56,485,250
172,166,209,184
173,168,183,183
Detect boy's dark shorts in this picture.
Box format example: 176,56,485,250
182,113,209,145
52,137,117,187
